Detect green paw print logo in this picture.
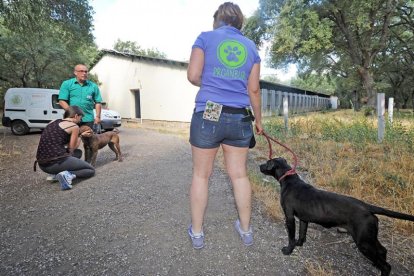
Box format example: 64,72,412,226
217,40,247,69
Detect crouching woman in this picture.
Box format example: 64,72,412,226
34,105,95,190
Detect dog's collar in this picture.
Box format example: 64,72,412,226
278,169,296,181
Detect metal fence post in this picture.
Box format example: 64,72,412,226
377,93,385,143
276,91,281,115
261,89,268,116
388,97,394,124
283,96,289,132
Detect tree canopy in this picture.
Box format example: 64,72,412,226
113,39,167,59
244,0,414,109
0,0,97,90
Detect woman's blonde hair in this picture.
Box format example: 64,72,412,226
63,105,84,119
213,2,244,30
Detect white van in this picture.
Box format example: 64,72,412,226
2,88,64,135
2,88,122,135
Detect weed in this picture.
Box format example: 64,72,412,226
304,259,334,276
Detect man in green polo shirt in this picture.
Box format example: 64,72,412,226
59,64,103,129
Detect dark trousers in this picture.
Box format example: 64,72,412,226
39,149,95,178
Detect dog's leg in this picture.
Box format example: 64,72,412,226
296,220,308,246
84,145,92,163
282,212,297,255
115,142,122,161
353,217,391,276
357,239,390,276
90,150,98,167
372,241,390,276
108,142,122,161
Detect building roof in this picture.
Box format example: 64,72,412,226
91,49,188,69
259,80,330,98
91,50,330,98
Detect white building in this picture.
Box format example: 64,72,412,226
91,50,334,122
90,50,197,122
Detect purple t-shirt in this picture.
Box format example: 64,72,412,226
192,26,261,112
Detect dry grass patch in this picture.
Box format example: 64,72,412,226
249,169,283,220
123,119,190,138
304,259,334,276
0,138,22,157
252,110,414,234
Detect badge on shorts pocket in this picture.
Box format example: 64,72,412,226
203,100,223,122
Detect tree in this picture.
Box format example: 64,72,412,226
290,73,336,95
376,1,414,110
0,0,97,90
245,0,402,108
113,39,167,59
261,74,282,84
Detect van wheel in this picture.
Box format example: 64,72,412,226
11,120,29,135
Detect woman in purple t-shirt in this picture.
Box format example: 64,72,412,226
187,2,263,249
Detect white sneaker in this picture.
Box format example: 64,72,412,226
56,171,73,190
68,172,76,183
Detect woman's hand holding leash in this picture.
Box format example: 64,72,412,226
255,123,264,135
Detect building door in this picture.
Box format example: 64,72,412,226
131,89,141,118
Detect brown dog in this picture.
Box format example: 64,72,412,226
79,125,122,167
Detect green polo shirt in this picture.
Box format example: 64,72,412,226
59,78,103,123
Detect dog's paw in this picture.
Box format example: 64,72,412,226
281,246,294,255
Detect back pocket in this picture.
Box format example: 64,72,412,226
200,119,219,140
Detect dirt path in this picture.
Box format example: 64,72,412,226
0,125,412,275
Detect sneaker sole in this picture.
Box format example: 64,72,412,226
189,237,204,249
192,243,204,249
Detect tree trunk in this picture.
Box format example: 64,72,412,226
394,88,401,112
358,67,376,108
412,89,414,112
353,89,361,111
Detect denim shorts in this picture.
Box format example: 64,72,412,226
189,111,253,149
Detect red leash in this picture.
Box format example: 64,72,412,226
262,131,298,181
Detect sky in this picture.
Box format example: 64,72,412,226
90,0,296,81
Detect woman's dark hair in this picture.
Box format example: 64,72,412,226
63,105,84,119
213,2,244,30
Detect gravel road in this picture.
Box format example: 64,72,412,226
0,125,413,275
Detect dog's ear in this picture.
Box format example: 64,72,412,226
266,159,275,171
275,158,291,169
273,157,292,179
260,159,276,176
79,125,91,133
79,125,93,137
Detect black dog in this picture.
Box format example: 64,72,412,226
260,157,414,276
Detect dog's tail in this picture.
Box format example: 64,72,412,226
368,204,414,221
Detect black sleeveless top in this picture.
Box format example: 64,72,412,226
36,119,76,163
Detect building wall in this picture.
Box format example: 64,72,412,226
91,55,198,122
91,53,334,122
